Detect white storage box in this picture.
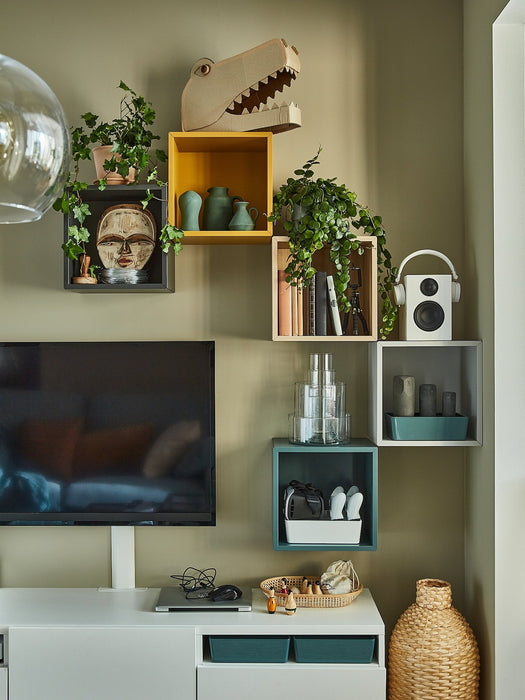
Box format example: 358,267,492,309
285,519,362,545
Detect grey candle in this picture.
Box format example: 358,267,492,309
442,391,457,417
393,375,416,417
419,384,437,416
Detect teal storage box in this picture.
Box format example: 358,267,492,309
293,635,375,663
385,412,469,441
209,636,290,663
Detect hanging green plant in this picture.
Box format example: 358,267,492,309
269,147,398,338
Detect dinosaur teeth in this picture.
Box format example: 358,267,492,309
242,89,251,97
234,94,243,104
250,81,260,91
228,101,235,110
242,108,249,115
270,71,278,79
260,76,269,84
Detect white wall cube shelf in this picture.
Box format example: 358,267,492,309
368,340,482,446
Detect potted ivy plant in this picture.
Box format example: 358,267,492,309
53,81,183,278
268,147,398,338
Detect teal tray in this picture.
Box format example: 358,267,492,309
386,413,469,441
209,636,290,663
293,635,375,663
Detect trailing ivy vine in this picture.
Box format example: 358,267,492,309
269,147,397,338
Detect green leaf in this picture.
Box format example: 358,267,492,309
81,112,98,128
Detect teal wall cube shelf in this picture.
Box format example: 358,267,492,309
272,438,378,551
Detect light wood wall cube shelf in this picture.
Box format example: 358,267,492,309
368,340,483,446
168,132,273,244
271,236,378,341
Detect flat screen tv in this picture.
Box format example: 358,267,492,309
0,341,215,525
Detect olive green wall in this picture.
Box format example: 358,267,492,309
463,2,516,699
0,0,466,636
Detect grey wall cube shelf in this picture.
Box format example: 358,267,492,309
272,438,378,551
368,340,483,446
63,185,174,292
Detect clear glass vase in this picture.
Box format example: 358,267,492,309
288,353,351,445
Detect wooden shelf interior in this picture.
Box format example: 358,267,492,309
63,185,173,292
272,440,378,551
368,341,482,445
271,235,377,340
168,132,273,242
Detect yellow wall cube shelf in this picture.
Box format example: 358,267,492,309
168,132,273,244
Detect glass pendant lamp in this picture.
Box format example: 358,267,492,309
0,55,69,224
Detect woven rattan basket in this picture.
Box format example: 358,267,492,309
260,575,362,608
388,578,480,699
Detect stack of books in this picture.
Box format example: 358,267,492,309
278,270,344,337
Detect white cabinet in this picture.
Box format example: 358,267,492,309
0,587,385,700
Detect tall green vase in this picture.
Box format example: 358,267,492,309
179,190,202,231
202,186,241,231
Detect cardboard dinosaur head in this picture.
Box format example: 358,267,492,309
181,38,301,133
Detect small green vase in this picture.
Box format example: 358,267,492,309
228,201,259,231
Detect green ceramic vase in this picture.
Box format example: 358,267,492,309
228,201,259,231
202,186,242,231
179,190,202,231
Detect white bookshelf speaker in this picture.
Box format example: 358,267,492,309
393,249,461,341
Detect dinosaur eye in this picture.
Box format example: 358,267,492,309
197,64,211,76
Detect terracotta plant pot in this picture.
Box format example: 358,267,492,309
92,145,136,185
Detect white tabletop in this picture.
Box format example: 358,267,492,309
0,587,384,636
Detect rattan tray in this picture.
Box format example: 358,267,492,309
260,575,363,608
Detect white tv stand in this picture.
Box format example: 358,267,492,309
0,587,385,700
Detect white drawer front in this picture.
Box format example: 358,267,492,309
0,667,7,700
198,664,386,700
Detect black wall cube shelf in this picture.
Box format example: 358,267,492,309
63,184,174,293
